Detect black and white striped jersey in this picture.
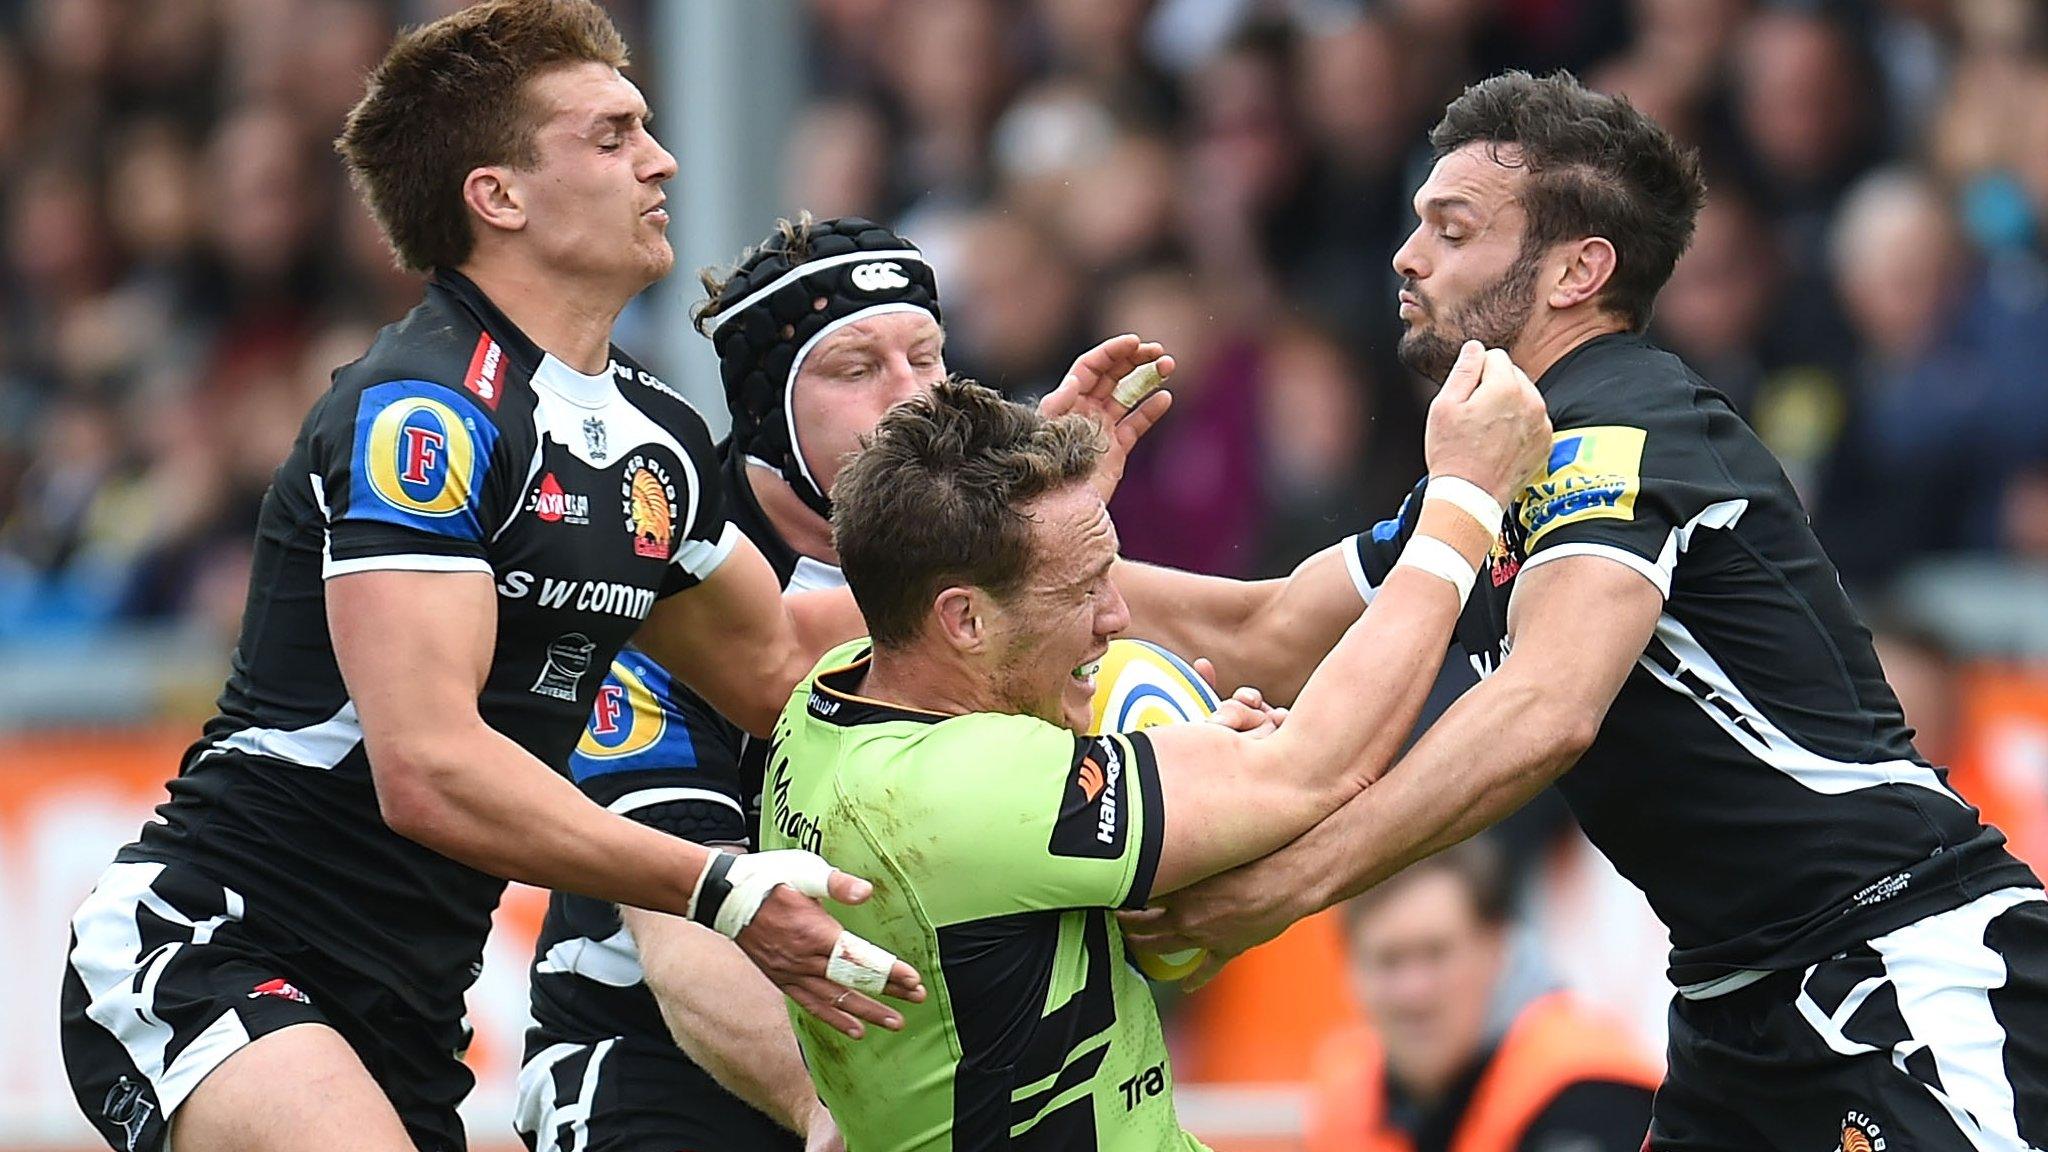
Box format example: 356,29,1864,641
122,269,737,1014
1348,332,2036,992
524,448,841,1052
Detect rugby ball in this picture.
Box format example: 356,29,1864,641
1088,638,1217,983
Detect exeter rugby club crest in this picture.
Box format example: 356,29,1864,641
621,454,678,559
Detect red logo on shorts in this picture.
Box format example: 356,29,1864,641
248,978,311,1005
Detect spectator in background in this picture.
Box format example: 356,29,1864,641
1817,169,2048,587
1098,261,1268,576
783,98,895,222
874,0,1018,209
943,210,1089,399
1289,13,1427,360
1307,841,1659,1152
1729,7,1877,368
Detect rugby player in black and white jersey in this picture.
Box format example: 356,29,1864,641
516,214,1178,1152
1123,73,2048,1149
54,7,950,1152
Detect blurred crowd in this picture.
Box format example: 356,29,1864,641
5,0,2048,643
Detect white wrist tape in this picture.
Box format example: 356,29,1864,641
1425,475,1505,532
1396,534,1479,604
825,930,898,996
708,849,838,939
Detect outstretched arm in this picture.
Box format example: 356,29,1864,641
1123,553,1662,980
1140,344,1553,893
626,903,839,1128
1114,543,1372,706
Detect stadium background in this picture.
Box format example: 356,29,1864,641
3,0,2048,1146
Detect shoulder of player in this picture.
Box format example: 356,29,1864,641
327,299,534,428
1540,333,1701,428
830,709,1070,781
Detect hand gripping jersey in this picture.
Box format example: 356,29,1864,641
525,448,842,1056
1347,333,2035,994
124,269,737,1015
762,641,1208,1152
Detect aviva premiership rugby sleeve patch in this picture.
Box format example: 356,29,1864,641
1516,425,1646,548
345,380,501,541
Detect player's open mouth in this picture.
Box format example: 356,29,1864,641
1071,657,1102,692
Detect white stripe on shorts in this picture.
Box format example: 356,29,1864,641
1871,886,2047,1151
513,1038,616,1152
68,861,253,1119
1796,886,2048,1152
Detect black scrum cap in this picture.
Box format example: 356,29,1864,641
703,217,942,517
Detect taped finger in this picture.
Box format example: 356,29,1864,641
1113,360,1168,409
826,930,896,996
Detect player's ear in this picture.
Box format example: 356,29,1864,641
932,585,983,653
1548,236,1617,311
463,166,527,236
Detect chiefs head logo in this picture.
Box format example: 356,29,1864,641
1840,1110,1886,1152
621,455,677,559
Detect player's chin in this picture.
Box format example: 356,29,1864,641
1060,679,1095,736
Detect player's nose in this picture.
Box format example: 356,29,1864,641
641,132,678,185
1097,580,1131,637
1392,226,1428,281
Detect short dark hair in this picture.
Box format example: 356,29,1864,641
832,379,1103,647
1342,838,1513,935
336,0,629,273
1430,70,1706,330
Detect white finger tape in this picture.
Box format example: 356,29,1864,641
1112,360,1166,408
825,930,896,996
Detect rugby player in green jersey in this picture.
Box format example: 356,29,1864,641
758,346,1550,1152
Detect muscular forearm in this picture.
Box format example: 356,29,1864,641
1284,668,1589,911
1116,544,1361,704
373,723,710,915
625,906,822,1136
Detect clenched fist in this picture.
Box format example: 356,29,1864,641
1422,341,1552,506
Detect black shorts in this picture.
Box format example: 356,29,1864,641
515,1035,800,1152
60,857,473,1152
1652,886,2048,1151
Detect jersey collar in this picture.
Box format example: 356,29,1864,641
808,652,949,728
431,267,546,384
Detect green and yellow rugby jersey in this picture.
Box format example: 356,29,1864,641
762,640,1208,1152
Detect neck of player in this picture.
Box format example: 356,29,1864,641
749,464,837,565
858,646,999,720
1510,309,1631,385
458,255,634,376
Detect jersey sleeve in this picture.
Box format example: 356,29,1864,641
1513,395,1743,598
899,722,1166,927
1341,476,1427,604
659,400,740,597
568,650,752,847
309,378,516,578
